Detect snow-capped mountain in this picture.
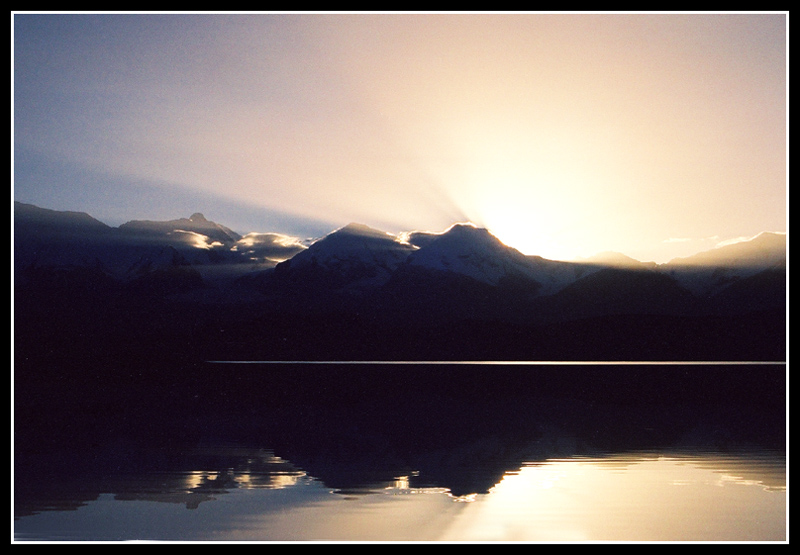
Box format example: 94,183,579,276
403,223,536,286
281,223,415,272
399,223,598,297
14,202,787,321
263,222,598,304
270,222,418,293
14,202,786,362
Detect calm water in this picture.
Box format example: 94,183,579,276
14,363,787,542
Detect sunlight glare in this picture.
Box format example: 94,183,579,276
437,115,619,261
459,169,593,261
438,453,786,541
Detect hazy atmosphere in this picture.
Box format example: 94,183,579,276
13,12,787,263
13,12,787,543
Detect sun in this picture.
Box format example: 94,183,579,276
454,171,590,262
432,120,608,262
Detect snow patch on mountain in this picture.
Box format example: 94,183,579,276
394,223,605,295
283,223,416,273
15,202,786,309
404,223,538,287
271,223,419,293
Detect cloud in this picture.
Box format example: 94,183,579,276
169,229,225,250
232,232,308,262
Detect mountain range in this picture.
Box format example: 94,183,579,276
14,202,786,520
13,201,787,362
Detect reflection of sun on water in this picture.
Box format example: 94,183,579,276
181,452,309,492
437,454,786,542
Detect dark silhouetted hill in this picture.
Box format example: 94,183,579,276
13,202,786,364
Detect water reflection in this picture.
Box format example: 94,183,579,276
14,445,785,541
110,450,311,511
14,363,787,541
443,451,786,542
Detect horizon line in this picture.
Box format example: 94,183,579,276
14,200,786,265
206,360,786,365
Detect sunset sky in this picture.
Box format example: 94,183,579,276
13,12,787,263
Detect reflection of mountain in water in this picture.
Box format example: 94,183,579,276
15,445,311,517
15,363,785,517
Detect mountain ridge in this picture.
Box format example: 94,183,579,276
13,201,786,270
13,201,786,362
13,201,786,332
14,202,786,304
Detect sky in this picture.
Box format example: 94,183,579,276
12,12,787,263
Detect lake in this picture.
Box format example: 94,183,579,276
14,362,787,542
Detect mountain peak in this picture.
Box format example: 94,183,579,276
442,222,487,235
281,221,415,270
405,222,536,286
433,222,510,252
333,222,389,238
